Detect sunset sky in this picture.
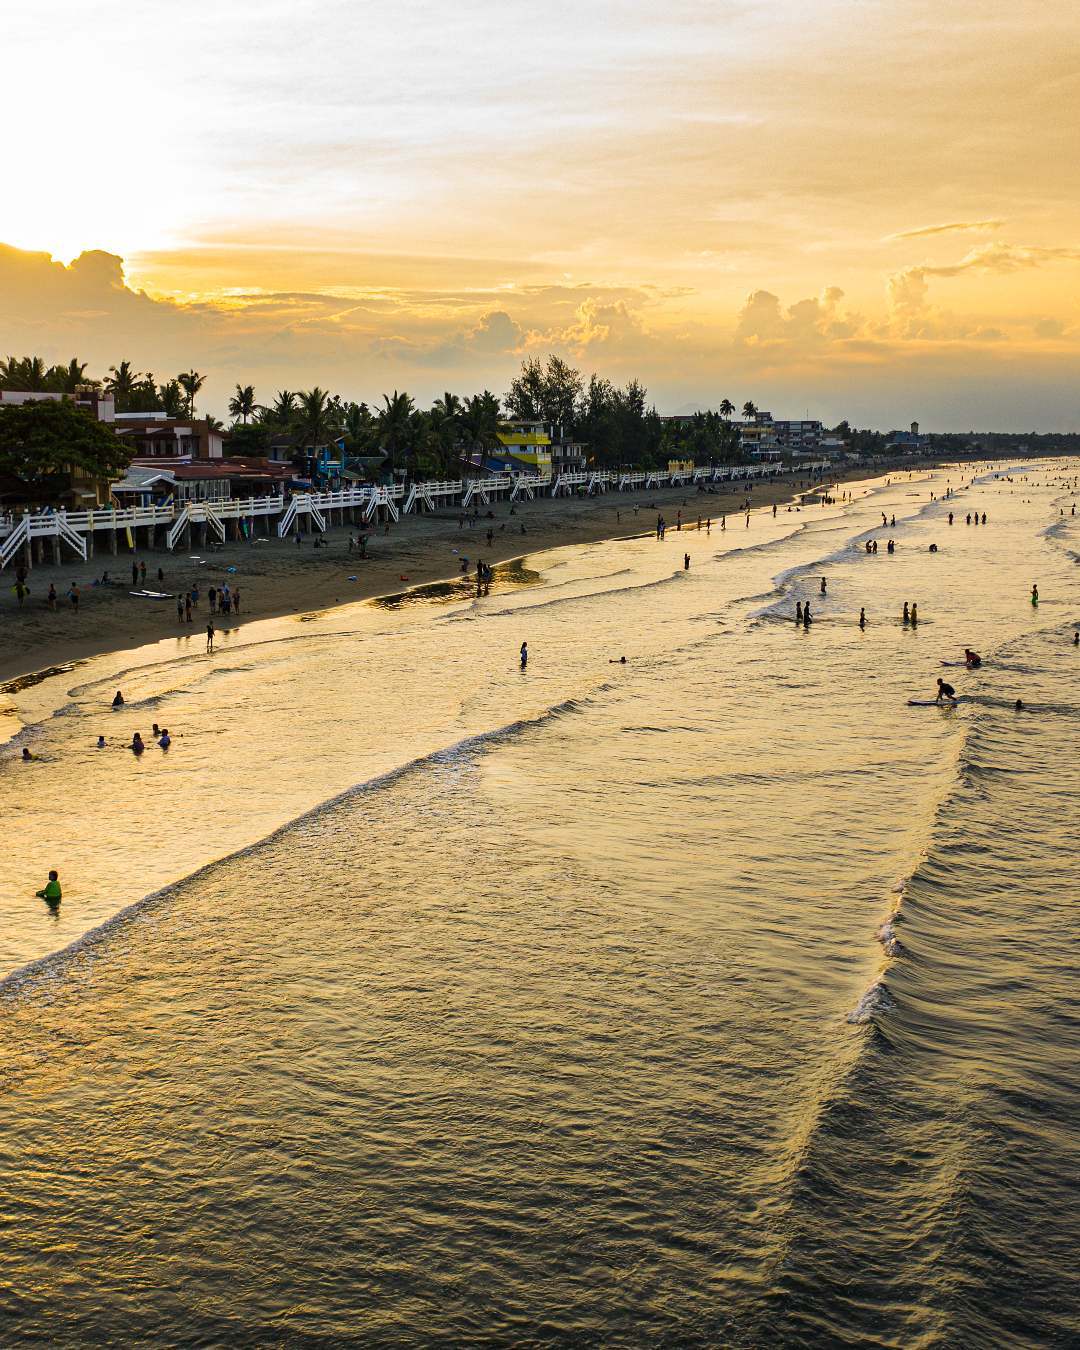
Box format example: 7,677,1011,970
3,0,1079,428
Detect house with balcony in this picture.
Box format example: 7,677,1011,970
113,412,225,465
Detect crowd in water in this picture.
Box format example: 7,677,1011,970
21,465,1080,915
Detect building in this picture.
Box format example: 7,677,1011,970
739,412,781,459
886,421,931,454
113,412,225,465
771,419,824,455
0,387,115,421
495,420,553,475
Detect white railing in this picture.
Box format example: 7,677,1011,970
0,460,832,567
0,515,29,567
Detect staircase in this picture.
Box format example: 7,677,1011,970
0,516,30,569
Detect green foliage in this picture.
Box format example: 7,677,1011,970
224,422,273,456
177,369,205,418
1,355,96,395
228,384,256,424
0,398,131,499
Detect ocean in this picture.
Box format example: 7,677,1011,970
1,462,1077,1344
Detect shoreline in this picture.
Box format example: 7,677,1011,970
0,461,938,688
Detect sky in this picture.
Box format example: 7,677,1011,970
2,0,1079,429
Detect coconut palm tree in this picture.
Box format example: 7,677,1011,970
375,390,416,475
742,400,757,422
460,391,502,459
228,384,256,424
719,398,735,419
342,401,373,453
158,380,184,418
296,387,335,472
105,360,142,411
47,358,90,392
177,369,205,418
265,390,297,428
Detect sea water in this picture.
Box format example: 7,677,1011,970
0,463,1077,1344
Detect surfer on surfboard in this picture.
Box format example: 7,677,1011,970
936,678,958,704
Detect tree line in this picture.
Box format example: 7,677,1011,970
1,351,772,476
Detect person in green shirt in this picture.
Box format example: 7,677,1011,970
35,870,62,907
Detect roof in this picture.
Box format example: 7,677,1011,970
169,458,293,482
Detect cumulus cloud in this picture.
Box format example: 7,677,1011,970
886,241,1080,332
734,286,857,345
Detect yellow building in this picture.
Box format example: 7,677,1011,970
667,458,694,475
497,421,553,474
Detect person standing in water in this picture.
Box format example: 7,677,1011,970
112,690,124,708
206,621,215,653
684,553,690,570
802,601,812,628
820,577,827,595
903,602,910,624
911,602,918,625
1031,583,1039,605
35,870,62,908
796,601,803,624
131,732,145,753
520,641,528,668
859,608,866,629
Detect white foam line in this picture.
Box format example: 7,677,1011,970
0,695,587,1000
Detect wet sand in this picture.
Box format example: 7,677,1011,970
0,465,910,686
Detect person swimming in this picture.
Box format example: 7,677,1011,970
35,870,62,907
1014,699,1024,711
936,678,957,703
131,732,145,753
112,690,124,708
608,656,629,664
97,735,106,748
21,747,34,761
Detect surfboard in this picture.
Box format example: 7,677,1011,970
129,590,173,600
907,699,956,707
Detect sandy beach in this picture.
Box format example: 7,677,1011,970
0,463,922,686
0,472,842,685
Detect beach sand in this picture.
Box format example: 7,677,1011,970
0,467,901,686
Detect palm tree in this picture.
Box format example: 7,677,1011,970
46,357,90,393
460,391,502,459
719,398,735,420
742,400,757,422
158,379,184,418
177,369,205,418
375,390,416,475
342,401,373,452
228,383,256,424
296,387,335,473
105,360,141,411
266,390,297,428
